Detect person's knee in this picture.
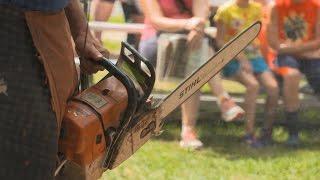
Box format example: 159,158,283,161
246,80,260,94
266,82,279,97
283,70,301,88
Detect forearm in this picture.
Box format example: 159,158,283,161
267,25,281,53
279,40,320,54
193,0,209,19
150,17,188,32
94,1,114,22
141,0,193,32
65,0,88,39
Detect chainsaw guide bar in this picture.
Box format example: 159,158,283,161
108,22,261,169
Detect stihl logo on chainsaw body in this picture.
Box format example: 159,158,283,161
179,77,201,99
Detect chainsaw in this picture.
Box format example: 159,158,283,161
57,22,261,179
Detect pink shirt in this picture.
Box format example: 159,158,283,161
141,0,193,40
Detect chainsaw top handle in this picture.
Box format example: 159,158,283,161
116,42,156,110
95,58,138,128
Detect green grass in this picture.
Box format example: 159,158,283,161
101,108,320,180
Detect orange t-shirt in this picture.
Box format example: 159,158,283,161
261,0,320,73
276,0,319,43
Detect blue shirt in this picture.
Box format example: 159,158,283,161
0,0,70,11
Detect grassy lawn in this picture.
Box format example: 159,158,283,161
100,107,320,180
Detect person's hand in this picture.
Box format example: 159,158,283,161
74,32,110,74
278,40,301,55
184,17,205,32
239,59,252,74
187,29,204,51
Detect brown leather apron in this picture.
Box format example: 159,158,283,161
24,11,78,130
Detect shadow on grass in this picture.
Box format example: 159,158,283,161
155,110,320,161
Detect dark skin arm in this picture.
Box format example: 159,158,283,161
65,0,109,74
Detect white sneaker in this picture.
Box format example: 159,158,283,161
219,96,245,122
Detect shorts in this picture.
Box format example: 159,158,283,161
276,55,320,94
222,56,269,77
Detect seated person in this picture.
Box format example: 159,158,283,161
267,0,320,146
140,0,244,149
215,0,279,147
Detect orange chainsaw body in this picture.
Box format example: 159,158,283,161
59,76,127,166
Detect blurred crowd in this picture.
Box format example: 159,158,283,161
92,0,320,149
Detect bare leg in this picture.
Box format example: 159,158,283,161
207,48,227,98
92,0,114,42
181,91,201,128
257,71,279,130
282,69,301,112
282,69,302,143
180,91,203,149
207,74,225,96
235,71,260,135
